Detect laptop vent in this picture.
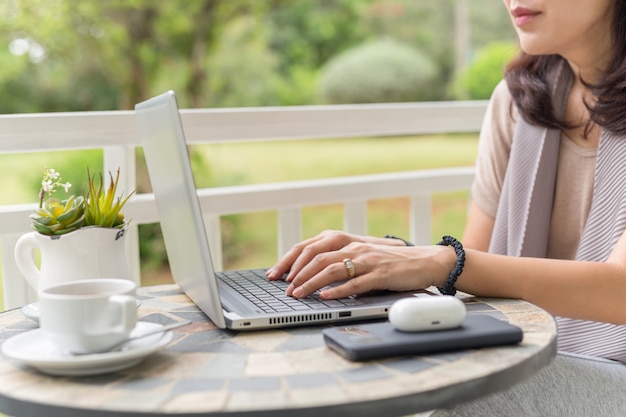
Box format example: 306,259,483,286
269,313,333,325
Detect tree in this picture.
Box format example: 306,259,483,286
0,0,517,111
0,0,272,110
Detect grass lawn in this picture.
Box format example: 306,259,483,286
0,133,479,307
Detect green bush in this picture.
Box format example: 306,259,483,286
318,39,439,104
450,41,519,100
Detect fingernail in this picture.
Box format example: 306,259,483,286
292,287,304,298
285,284,294,296
266,268,274,278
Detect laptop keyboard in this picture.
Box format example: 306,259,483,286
218,269,366,313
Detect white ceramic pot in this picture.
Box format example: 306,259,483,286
14,226,132,292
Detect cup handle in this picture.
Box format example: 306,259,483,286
109,295,137,334
14,232,41,290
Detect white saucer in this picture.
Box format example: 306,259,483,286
19,302,40,322
20,299,142,323
1,322,172,376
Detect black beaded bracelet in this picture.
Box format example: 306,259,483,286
384,235,415,246
436,235,465,296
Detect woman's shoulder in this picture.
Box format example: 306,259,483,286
489,79,516,120
482,79,517,147
471,79,518,218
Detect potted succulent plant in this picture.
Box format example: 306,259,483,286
30,168,132,235
14,167,136,292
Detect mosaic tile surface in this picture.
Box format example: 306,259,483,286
0,285,556,417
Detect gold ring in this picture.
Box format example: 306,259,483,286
343,258,355,280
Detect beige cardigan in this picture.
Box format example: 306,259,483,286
489,60,626,363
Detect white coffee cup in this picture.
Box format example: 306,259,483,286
39,278,137,354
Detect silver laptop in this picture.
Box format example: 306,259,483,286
135,90,421,330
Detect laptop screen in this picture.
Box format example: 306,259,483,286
135,90,227,329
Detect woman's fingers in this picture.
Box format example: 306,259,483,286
266,230,359,281
318,275,371,300
287,242,379,298
287,259,352,298
266,233,327,280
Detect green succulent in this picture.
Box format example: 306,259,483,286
84,168,134,228
30,195,86,235
31,167,134,236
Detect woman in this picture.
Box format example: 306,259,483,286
267,0,626,415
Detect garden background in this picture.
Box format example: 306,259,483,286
0,0,518,292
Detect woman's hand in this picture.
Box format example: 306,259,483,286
266,230,368,281
266,230,456,299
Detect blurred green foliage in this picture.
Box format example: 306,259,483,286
451,41,520,100
0,0,516,112
4,151,104,204
318,39,438,103
0,0,516,284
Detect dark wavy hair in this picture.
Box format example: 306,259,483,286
504,1,626,135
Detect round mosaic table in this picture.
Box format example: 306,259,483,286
0,284,556,417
